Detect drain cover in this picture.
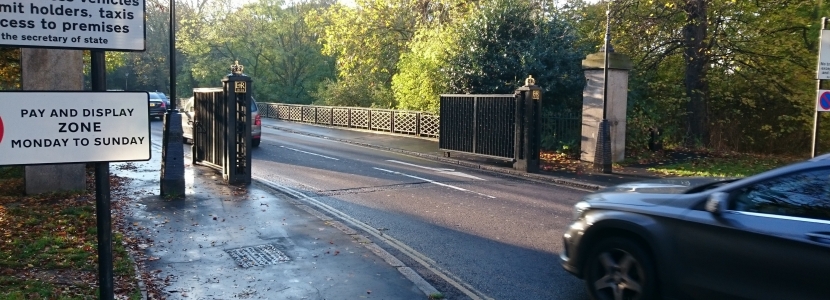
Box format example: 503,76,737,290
226,244,290,268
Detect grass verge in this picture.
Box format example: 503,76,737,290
0,166,141,300
623,150,802,177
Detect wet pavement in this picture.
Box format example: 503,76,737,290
115,118,652,300
113,150,435,299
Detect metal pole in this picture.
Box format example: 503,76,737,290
168,0,176,110
593,1,613,174
813,17,828,158
160,0,185,196
602,2,611,121
91,50,114,300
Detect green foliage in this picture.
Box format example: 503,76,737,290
541,108,581,156
308,0,420,107
392,26,456,112
178,0,334,103
444,0,585,105
646,153,798,178
566,0,829,154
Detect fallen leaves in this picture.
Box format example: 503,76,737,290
0,170,141,299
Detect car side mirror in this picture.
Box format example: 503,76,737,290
705,192,729,215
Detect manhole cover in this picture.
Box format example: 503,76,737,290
226,244,290,268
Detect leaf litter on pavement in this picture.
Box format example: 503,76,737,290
0,165,156,299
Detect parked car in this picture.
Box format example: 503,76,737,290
561,155,830,300
180,96,261,148
148,92,167,119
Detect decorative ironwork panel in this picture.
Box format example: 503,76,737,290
439,94,514,159
317,107,332,124
393,111,418,135
371,110,393,131
351,108,369,128
332,108,349,126
289,105,303,121
439,96,475,153
475,95,515,158
264,103,277,119
256,102,268,117
420,113,440,138
302,106,315,122
277,105,290,119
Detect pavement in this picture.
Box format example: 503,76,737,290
115,118,654,300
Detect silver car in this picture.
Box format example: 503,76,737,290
181,97,262,148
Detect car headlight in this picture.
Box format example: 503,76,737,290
573,201,591,220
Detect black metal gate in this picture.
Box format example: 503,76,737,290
191,70,253,185
439,77,542,172
439,94,516,159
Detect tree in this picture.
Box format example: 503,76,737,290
567,0,826,153
444,0,585,102
307,0,421,107
0,48,20,90
178,0,334,103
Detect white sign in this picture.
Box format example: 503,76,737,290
0,0,145,51
819,30,830,79
0,92,151,165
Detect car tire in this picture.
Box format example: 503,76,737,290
252,138,260,148
583,237,657,300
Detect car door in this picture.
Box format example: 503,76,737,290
677,168,830,300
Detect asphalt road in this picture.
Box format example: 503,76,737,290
150,120,591,300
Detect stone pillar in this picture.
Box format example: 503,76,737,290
580,51,632,163
22,49,87,195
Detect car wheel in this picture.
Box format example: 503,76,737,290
584,237,656,300
252,138,260,148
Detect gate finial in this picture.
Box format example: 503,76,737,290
524,75,535,86
231,60,244,75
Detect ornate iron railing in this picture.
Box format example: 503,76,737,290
257,103,440,138
257,102,582,155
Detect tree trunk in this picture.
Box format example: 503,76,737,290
682,0,710,148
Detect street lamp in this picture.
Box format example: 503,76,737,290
594,1,614,174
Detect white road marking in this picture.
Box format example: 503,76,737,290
387,160,485,181
374,167,496,199
280,146,339,160
253,177,495,300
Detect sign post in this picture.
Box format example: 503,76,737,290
816,18,830,157
1,1,146,298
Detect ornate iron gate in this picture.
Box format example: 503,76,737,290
438,94,516,159
191,65,253,185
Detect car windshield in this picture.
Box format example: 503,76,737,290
149,93,164,100
251,99,258,112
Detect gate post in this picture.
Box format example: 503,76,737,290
221,61,253,185
513,76,542,173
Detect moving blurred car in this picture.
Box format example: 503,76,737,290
561,155,830,300
180,96,261,148
148,92,167,119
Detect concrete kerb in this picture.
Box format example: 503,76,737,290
263,124,607,192
251,180,443,299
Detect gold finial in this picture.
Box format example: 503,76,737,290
524,75,535,86
231,60,244,75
